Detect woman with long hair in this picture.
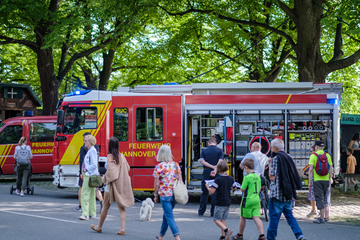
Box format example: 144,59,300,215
14,137,33,197
79,134,99,220
91,137,134,235
153,145,182,240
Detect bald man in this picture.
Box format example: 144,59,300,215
240,142,268,177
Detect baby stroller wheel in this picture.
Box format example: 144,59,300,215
31,186,34,195
27,187,30,195
10,185,14,194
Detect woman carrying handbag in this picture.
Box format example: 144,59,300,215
91,137,134,235
79,134,99,220
153,145,182,240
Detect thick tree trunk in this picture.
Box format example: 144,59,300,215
294,0,327,83
37,48,59,115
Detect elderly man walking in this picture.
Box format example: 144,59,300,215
240,142,268,177
267,139,306,240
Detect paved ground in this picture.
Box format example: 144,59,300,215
1,177,360,240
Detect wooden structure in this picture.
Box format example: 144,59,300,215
0,83,42,122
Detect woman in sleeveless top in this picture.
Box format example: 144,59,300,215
348,132,360,174
91,137,134,235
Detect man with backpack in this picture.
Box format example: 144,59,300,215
308,140,333,224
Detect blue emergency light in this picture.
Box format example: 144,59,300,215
67,90,91,96
327,98,339,105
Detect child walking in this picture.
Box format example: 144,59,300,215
232,159,265,240
205,161,236,240
346,148,358,191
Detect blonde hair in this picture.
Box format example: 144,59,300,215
156,145,173,162
18,137,27,145
85,135,96,146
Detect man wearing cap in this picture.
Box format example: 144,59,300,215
308,140,333,224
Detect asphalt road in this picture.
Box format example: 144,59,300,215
0,183,359,240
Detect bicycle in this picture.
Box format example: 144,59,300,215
260,177,270,222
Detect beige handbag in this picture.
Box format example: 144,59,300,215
173,167,188,205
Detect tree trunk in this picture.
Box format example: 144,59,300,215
98,49,116,90
83,67,97,89
294,0,327,83
37,48,59,115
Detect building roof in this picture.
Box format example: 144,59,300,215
0,83,43,106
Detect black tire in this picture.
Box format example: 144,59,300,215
262,197,269,222
262,186,269,222
27,187,30,195
31,186,34,195
10,185,14,194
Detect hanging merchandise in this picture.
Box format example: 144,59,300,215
249,136,270,155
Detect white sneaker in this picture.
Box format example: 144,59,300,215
89,215,96,219
16,191,20,196
79,215,89,220
20,193,25,197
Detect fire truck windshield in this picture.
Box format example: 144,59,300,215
62,107,97,134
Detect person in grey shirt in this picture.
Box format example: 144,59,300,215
240,142,268,177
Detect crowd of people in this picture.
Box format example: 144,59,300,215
12,131,360,240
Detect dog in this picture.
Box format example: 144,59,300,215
140,197,154,222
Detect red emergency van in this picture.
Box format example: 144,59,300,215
0,116,56,175
52,83,343,191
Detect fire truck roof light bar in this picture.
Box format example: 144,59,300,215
67,90,91,97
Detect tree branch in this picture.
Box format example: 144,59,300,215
58,37,115,78
0,35,39,52
276,0,297,22
157,5,213,16
214,13,296,50
329,22,343,62
112,66,147,71
326,48,360,73
347,34,360,43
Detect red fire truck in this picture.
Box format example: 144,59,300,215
52,82,342,190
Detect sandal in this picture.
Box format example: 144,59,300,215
233,233,243,239
155,235,164,240
90,224,102,233
116,231,125,235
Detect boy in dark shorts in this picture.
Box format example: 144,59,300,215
206,161,236,240
233,159,265,240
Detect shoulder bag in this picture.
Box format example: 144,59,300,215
173,163,188,205
88,148,103,188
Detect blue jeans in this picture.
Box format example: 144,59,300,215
160,196,179,237
267,198,304,240
199,169,217,216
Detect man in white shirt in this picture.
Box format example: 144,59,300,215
240,142,268,177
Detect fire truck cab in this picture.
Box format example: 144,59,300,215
52,82,342,190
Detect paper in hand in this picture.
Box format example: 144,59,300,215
205,179,215,187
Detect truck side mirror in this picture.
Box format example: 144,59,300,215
57,110,63,125
56,126,62,134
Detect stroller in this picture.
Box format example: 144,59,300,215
10,163,34,195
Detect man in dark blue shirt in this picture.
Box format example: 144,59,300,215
198,137,224,217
